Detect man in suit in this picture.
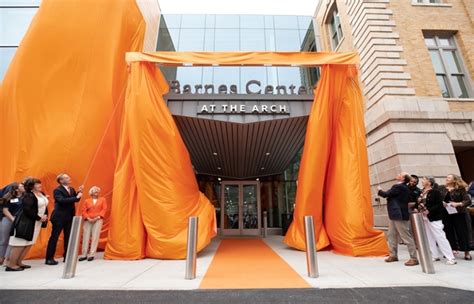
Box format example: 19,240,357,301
45,173,84,265
378,172,419,266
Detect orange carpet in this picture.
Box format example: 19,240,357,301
200,239,310,289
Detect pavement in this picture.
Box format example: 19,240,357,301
0,235,472,299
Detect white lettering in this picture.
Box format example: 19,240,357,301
230,105,237,112
261,105,268,113
222,104,228,112
279,105,287,113
270,105,277,112
209,104,216,112
252,105,259,113
200,105,208,113
240,104,246,112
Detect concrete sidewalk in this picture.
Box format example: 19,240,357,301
0,236,472,291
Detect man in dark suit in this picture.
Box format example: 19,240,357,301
45,173,83,265
378,172,419,266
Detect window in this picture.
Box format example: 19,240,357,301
327,8,343,50
415,0,442,3
425,35,472,98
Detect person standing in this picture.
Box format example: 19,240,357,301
0,183,25,265
416,176,456,265
408,175,422,209
45,173,83,265
6,178,48,271
378,172,419,266
441,174,471,260
79,186,107,262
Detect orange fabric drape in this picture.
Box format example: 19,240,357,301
284,65,388,256
105,62,216,259
0,0,146,258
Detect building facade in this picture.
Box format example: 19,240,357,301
314,0,474,226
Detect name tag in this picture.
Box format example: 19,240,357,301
10,198,19,203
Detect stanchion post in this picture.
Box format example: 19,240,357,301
62,216,82,279
304,215,319,278
410,213,435,274
185,216,198,280
263,211,268,238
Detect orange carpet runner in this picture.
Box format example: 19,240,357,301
200,239,310,289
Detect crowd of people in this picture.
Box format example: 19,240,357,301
378,173,473,266
0,174,107,271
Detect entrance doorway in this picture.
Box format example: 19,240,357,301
221,181,261,236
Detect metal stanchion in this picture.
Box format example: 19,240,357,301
304,215,319,278
62,216,82,279
185,216,198,280
410,213,435,274
263,211,268,238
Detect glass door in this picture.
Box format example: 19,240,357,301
221,181,261,236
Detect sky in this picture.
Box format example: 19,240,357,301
158,0,319,16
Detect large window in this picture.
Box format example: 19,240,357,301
415,0,442,3
0,1,40,80
327,8,343,50
425,35,472,98
157,14,319,92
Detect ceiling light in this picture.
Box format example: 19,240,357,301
256,178,259,181
217,167,222,170
217,177,222,181
261,167,265,170
265,152,270,156
213,152,218,156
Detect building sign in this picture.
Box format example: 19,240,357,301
169,80,311,96
198,104,288,115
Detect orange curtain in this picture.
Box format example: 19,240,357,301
284,65,388,256
105,62,216,259
0,0,146,258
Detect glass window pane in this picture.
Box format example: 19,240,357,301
204,28,215,51
0,8,38,46
0,47,16,81
178,29,205,51
438,37,451,47
265,29,276,51
223,185,239,230
240,15,265,29
176,67,203,89
424,37,436,47
213,67,240,89
274,15,299,29
443,50,463,74
275,30,301,51
0,0,40,5
450,75,469,98
180,14,205,28
297,16,312,30
215,29,239,51
429,50,445,74
215,14,239,28
205,14,215,28
161,14,181,28
156,28,179,51
240,29,265,51
264,15,274,28
436,75,450,98
277,67,303,87
240,67,267,93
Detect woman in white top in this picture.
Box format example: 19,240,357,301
6,178,48,271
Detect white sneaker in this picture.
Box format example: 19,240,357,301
432,257,440,262
446,259,457,265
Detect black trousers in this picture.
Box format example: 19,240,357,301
443,213,470,252
46,216,73,260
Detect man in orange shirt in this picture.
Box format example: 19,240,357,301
79,186,107,262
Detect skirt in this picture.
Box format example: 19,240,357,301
9,220,41,247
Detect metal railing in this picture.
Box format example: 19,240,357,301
62,216,82,279
185,216,198,280
304,215,319,278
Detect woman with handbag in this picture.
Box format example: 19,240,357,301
6,178,48,271
0,183,25,265
416,176,456,265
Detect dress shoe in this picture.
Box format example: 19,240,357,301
87,257,94,262
19,264,31,269
5,266,24,272
78,257,87,262
404,259,419,266
384,256,399,263
45,259,58,265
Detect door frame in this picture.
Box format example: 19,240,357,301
220,181,261,236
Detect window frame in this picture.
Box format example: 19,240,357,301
327,7,343,51
425,34,473,99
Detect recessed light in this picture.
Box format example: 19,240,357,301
213,152,218,156
217,167,222,170
256,178,260,181
217,177,222,181
261,167,265,170
265,152,270,156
